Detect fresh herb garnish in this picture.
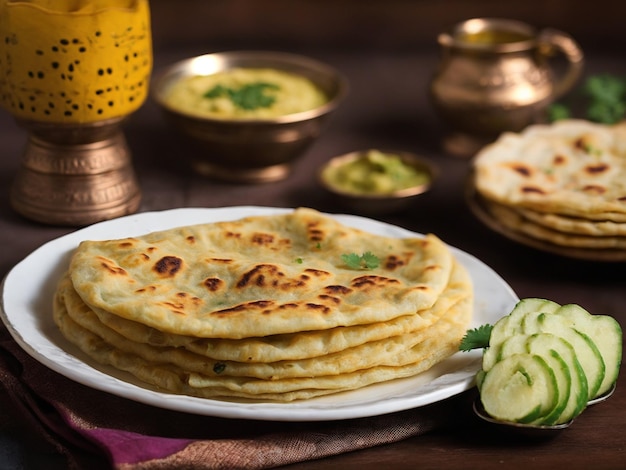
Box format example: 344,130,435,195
547,102,571,122
583,143,603,156
459,324,493,352
341,251,380,270
549,74,626,124
295,257,304,264
204,82,280,110
584,75,626,124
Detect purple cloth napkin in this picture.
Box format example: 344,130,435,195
0,324,461,469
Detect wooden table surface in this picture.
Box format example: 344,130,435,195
1,41,625,469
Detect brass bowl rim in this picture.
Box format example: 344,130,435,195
318,149,437,200
151,50,349,125
439,17,539,52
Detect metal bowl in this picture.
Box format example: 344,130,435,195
152,50,348,183
472,384,616,440
318,149,437,215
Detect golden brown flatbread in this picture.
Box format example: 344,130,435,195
69,208,454,338
474,120,626,219
486,200,626,249
54,288,471,400
57,261,472,379
473,120,626,252
55,208,473,402
515,206,626,237
66,258,471,362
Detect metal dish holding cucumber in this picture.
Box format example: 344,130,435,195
460,298,622,433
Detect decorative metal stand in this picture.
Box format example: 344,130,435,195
11,118,141,226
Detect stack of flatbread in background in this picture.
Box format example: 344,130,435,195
53,207,473,402
472,119,626,252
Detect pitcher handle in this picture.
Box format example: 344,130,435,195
538,28,585,101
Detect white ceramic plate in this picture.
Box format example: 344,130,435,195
0,206,518,421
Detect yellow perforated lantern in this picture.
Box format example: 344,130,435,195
0,0,152,123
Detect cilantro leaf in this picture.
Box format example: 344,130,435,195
362,251,380,269
459,324,493,352
203,82,279,110
341,252,381,270
341,253,363,269
547,103,571,122
204,84,228,99
549,73,626,124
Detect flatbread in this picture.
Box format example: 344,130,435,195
515,206,626,237
56,208,474,402
57,262,472,379
486,200,626,249
472,120,626,252
69,208,454,338
474,120,626,219
53,290,470,401
56,275,471,381
67,258,471,362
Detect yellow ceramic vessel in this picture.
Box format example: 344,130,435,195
0,0,152,225
0,0,152,123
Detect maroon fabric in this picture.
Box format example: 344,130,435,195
0,324,458,469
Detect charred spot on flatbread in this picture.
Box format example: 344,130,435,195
153,256,183,277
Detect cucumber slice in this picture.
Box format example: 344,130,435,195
480,353,559,424
536,348,570,425
521,310,543,332
495,333,574,425
490,298,561,346
483,298,560,371
535,312,605,400
475,368,486,390
553,304,622,397
481,343,501,373
526,333,587,424
496,333,529,362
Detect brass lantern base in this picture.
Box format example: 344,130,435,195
10,118,141,226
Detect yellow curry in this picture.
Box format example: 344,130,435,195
164,68,327,119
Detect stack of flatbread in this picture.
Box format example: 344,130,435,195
473,119,626,252
53,208,473,402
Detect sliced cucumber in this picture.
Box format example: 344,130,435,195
483,298,560,371
521,310,543,333
481,342,501,373
535,312,605,400
475,368,486,390
490,298,561,345
496,333,529,362
480,353,559,424
553,304,622,397
526,333,587,424
495,333,573,425
475,298,621,426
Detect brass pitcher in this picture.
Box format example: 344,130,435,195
429,18,584,156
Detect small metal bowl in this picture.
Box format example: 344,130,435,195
473,398,572,440
473,384,616,439
152,50,348,183
318,149,436,215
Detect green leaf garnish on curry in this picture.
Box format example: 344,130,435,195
204,82,280,110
